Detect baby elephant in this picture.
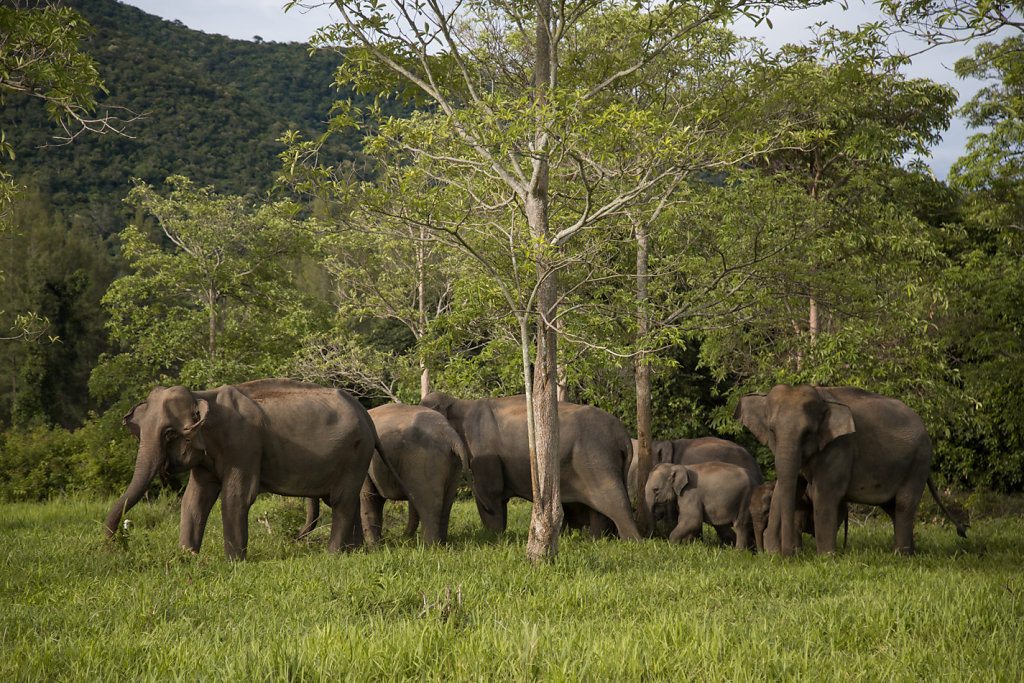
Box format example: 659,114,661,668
645,462,756,548
750,479,849,553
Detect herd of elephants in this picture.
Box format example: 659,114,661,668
103,379,969,560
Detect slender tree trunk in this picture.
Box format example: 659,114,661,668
207,288,217,386
634,222,653,535
524,0,562,562
809,297,819,342
417,226,430,399
528,257,562,562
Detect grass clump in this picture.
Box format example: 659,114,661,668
0,495,1021,681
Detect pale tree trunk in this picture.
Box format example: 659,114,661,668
207,287,217,386
417,225,430,399
634,222,653,535
808,297,819,342
524,0,562,563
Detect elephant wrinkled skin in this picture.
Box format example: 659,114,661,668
420,391,640,540
749,478,848,553
735,384,967,556
302,403,469,546
645,462,756,548
105,379,380,559
628,436,763,500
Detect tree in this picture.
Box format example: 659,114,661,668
284,0,828,560
937,36,1024,489
286,165,465,403
0,183,116,427
0,0,131,213
91,176,324,400
694,29,957,408
880,0,1023,45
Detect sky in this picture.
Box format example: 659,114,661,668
118,0,1005,180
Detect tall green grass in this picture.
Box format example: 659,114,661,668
1,495,1021,681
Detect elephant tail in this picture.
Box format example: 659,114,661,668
373,431,421,516
927,476,969,538
450,431,494,517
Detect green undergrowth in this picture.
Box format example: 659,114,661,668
1,495,1021,681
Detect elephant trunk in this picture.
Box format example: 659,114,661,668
104,443,163,537
768,443,801,557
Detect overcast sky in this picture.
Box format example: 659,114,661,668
119,0,1005,180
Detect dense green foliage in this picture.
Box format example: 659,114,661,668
1,0,1023,503
1,496,1021,680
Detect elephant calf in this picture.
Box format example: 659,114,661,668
645,462,756,548
750,479,849,553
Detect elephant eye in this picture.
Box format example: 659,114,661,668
162,427,177,443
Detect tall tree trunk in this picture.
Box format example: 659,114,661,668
525,0,562,563
634,221,653,535
417,226,430,399
809,297,819,342
207,288,217,386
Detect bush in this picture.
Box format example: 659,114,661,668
0,425,78,501
0,409,141,502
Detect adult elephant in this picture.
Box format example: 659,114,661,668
628,437,763,500
735,384,967,556
419,391,640,540
105,379,381,559
301,403,468,546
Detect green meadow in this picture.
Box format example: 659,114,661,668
1,495,1021,681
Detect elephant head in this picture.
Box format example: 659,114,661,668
645,463,689,533
104,386,210,537
734,384,854,556
419,391,456,419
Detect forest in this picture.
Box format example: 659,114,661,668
1,0,1023,509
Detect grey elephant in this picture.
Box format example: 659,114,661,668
645,462,756,548
302,403,468,546
419,391,640,540
749,478,848,553
628,436,764,500
105,379,381,559
735,384,967,556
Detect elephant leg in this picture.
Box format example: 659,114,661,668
668,517,702,543
327,489,362,552
752,515,767,552
425,472,460,546
359,478,385,547
580,483,640,540
890,485,925,556
734,518,754,551
469,455,508,533
404,504,420,538
296,497,321,540
811,494,841,554
220,475,259,560
178,468,220,554
588,509,616,540
713,524,737,547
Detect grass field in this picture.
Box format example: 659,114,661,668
1,493,1021,681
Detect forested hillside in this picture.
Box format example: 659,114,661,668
1,0,370,236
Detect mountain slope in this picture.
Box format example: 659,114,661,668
1,0,369,234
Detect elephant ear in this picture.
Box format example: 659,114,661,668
818,400,855,451
652,440,672,465
671,466,690,496
122,401,148,440
420,391,453,418
734,393,770,444
183,398,210,452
